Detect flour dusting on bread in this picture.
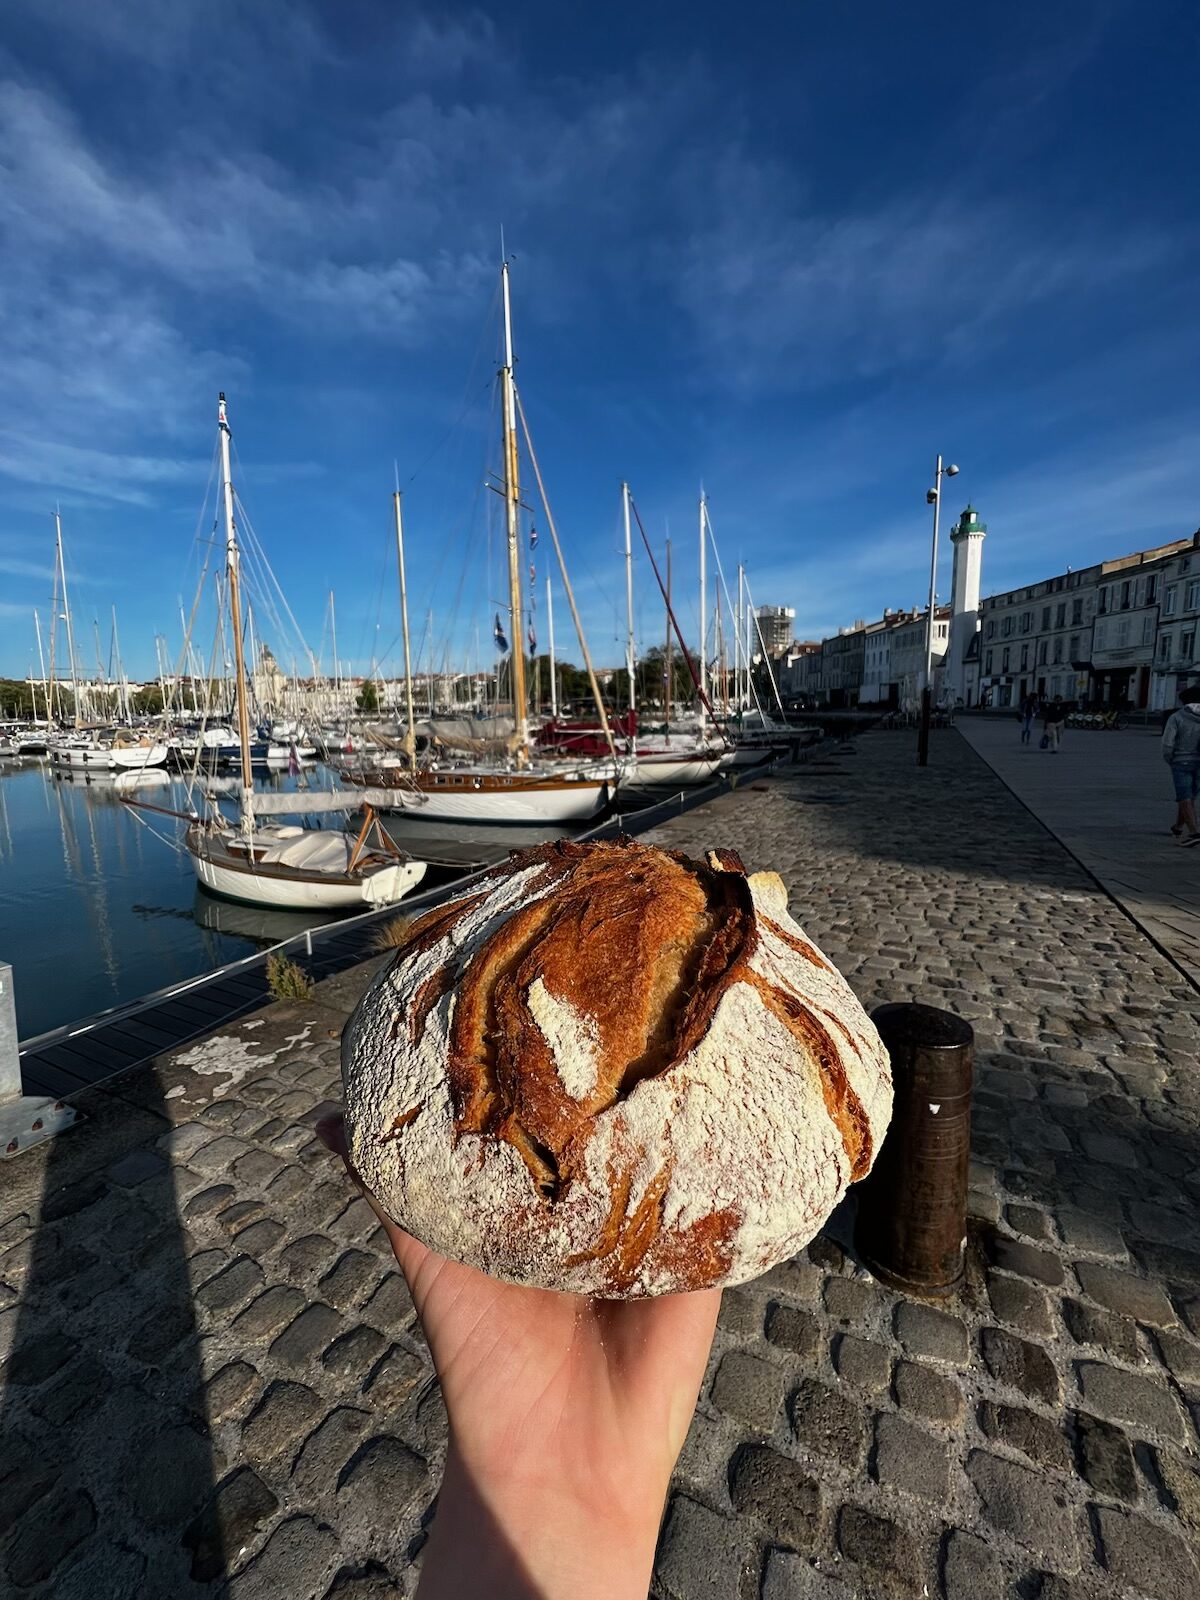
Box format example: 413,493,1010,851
341,837,892,1297
527,976,602,1102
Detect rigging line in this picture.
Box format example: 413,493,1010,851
401,277,500,487
405,365,498,680
234,499,305,661
742,571,787,716
513,383,617,763
412,368,499,653
627,493,716,718
426,406,492,677
227,437,316,665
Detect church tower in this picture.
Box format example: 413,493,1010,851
946,505,986,706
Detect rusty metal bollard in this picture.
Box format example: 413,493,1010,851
854,1001,974,1296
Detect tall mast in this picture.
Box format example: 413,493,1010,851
33,609,48,724
546,573,558,720
664,537,672,734
218,394,256,834
47,548,59,722
622,481,636,717
393,488,417,762
93,619,107,720
111,606,129,722
329,590,339,710
499,259,529,761
736,563,746,710
55,513,81,729
698,491,707,736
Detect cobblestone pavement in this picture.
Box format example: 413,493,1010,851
3,728,1200,1598
957,715,1200,988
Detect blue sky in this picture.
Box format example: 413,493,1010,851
0,0,1197,683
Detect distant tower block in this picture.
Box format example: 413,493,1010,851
947,505,986,706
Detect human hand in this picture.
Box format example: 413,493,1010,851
317,1114,720,1600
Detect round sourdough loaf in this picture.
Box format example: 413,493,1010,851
341,838,891,1297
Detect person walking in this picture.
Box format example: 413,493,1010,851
1163,683,1200,845
1043,696,1067,753
1020,693,1038,745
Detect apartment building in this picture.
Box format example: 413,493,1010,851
1148,540,1200,707
972,537,1194,709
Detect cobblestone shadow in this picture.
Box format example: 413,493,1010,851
775,730,1097,895
644,732,1200,1598
0,1071,219,1597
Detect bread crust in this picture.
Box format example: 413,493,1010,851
342,838,891,1297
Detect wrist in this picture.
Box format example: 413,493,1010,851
417,1440,668,1600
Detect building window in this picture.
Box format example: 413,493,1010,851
1120,580,1131,610
1069,634,1080,661
1160,634,1173,662
1002,616,1013,638
1098,588,1108,615
1071,598,1083,625
1143,615,1155,645
1020,611,1032,633
1117,618,1131,648
1165,586,1178,616
1187,581,1200,612
1053,638,1063,663
986,620,995,640
1041,606,1052,629
1020,643,1029,669
1146,575,1158,603
1001,647,1010,672
985,649,993,675
1183,631,1196,661
1038,640,1048,665
1055,603,1067,628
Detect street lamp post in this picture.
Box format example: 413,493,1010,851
917,454,959,767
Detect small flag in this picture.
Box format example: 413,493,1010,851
528,625,537,653
529,526,538,549
529,562,536,584
493,614,509,653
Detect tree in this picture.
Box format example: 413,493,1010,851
634,645,697,713
131,685,165,717
357,678,380,714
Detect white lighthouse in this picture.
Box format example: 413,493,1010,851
946,505,986,707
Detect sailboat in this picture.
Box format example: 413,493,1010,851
45,515,169,771
341,260,623,824
536,484,729,787
137,395,428,912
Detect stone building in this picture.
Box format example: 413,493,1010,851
754,605,796,658
821,623,867,707
1146,536,1200,708
891,608,950,711
972,536,1194,710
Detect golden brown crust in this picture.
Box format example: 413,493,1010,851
345,836,890,1296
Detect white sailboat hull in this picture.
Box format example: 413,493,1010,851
186,824,427,910
391,779,613,824
51,742,169,770
630,752,724,787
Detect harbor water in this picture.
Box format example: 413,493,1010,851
0,758,580,1041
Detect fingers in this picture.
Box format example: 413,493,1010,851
315,1112,431,1285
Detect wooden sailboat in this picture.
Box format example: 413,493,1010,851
181,395,427,910
343,260,622,824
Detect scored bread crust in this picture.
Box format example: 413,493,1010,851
341,838,892,1298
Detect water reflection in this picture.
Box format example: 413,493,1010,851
0,761,354,1039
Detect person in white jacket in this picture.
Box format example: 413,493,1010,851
1163,683,1200,844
